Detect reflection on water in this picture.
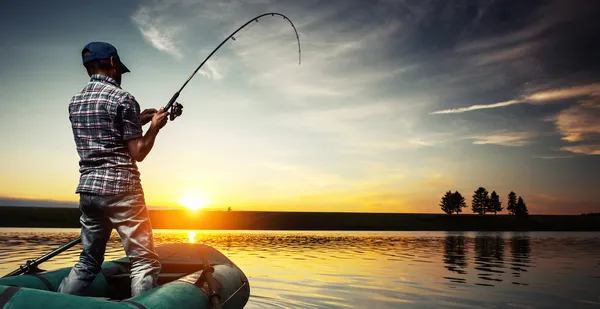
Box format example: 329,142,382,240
510,235,532,285
443,233,467,282
1,229,599,309
474,234,506,286
442,233,536,288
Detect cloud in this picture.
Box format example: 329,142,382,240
528,83,600,102
470,132,536,147
428,1,600,116
454,0,586,55
456,23,545,54
552,100,600,142
433,87,600,154
408,139,435,147
430,99,524,115
131,6,183,58
198,60,223,80
275,101,447,156
430,83,600,114
546,99,600,155
532,155,575,160
560,144,600,156
470,41,539,67
232,16,409,100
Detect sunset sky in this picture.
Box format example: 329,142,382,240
0,0,599,214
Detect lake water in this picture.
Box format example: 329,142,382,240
0,228,599,308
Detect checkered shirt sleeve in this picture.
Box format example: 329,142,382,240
120,94,143,141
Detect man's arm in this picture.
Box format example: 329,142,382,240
127,109,168,162
120,94,167,162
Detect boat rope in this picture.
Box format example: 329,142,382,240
28,274,54,290
220,281,248,306
163,12,302,119
0,286,21,308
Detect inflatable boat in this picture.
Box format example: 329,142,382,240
0,243,250,309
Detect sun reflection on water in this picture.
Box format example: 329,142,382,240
188,231,196,243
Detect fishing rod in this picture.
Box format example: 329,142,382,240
163,12,302,121
3,12,301,280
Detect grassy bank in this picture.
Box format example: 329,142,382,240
1,206,600,231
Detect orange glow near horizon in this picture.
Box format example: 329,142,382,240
178,193,212,211
0,178,594,214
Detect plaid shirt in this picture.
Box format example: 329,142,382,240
69,74,144,195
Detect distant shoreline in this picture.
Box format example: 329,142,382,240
2,206,600,231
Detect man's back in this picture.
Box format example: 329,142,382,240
69,74,143,195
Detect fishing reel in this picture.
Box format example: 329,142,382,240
169,102,184,121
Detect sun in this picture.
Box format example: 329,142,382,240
178,194,211,211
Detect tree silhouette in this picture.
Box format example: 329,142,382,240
515,196,529,217
452,191,467,215
440,191,454,215
488,191,503,215
507,191,517,215
440,191,467,215
472,187,490,215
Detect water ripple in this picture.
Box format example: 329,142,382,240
0,229,599,308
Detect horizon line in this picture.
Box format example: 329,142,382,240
0,205,594,216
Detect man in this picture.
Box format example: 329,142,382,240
58,42,167,297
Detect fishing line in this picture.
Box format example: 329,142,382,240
164,12,302,121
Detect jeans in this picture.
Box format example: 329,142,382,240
57,192,162,297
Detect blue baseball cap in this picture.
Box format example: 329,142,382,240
81,42,130,73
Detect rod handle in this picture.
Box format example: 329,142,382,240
165,92,180,111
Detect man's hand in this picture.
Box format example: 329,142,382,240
140,108,158,126
128,107,169,162
149,108,168,132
